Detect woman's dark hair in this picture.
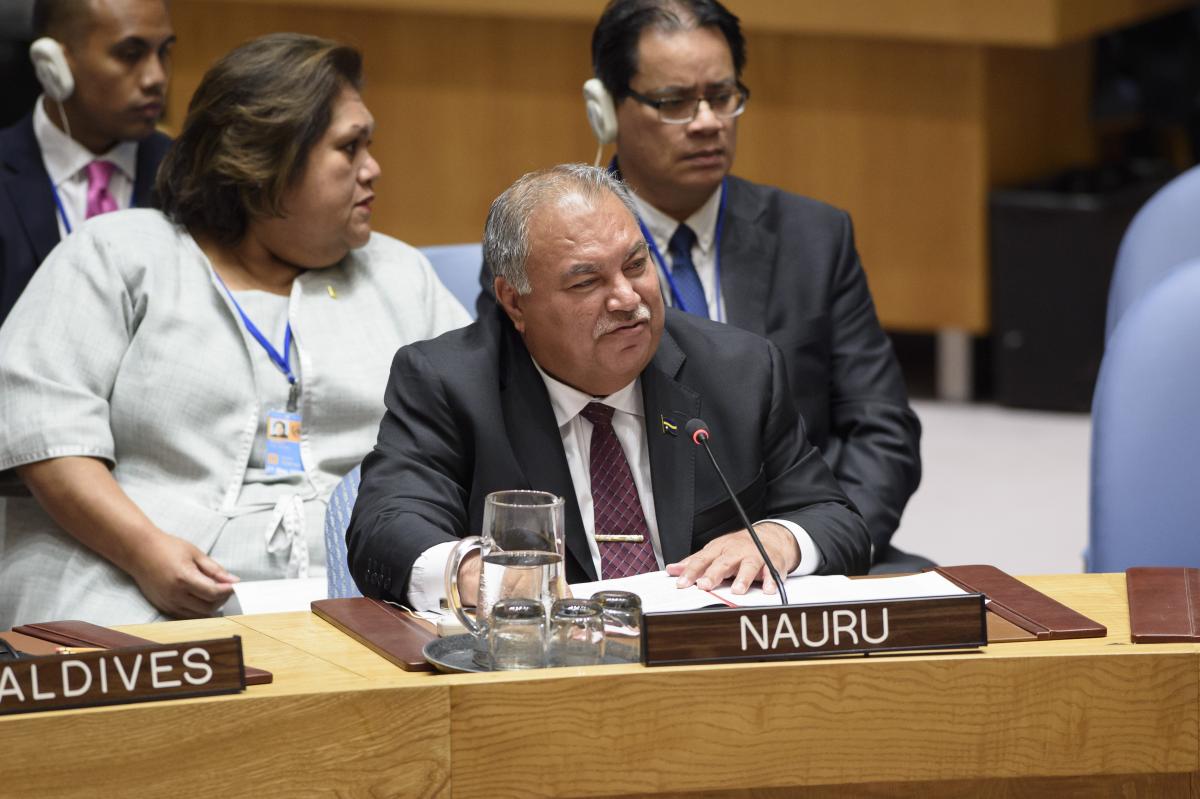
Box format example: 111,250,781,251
591,0,745,100
156,33,363,245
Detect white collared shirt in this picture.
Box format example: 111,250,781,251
406,359,821,611
534,366,664,573
630,186,725,320
33,96,138,238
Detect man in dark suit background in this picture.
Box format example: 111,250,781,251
0,0,174,324
563,0,925,572
349,164,870,610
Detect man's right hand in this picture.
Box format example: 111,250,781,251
130,533,238,619
455,551,482,609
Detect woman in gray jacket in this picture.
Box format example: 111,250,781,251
0,33,470,627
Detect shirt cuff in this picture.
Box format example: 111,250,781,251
407,540,459,612
761,518,822,576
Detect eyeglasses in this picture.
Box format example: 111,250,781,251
625,83,750,124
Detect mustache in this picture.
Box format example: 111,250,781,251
593,303,652,338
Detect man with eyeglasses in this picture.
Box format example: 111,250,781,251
567,0,927,573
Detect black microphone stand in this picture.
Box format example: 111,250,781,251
686,420,789,606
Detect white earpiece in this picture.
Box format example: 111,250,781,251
583,78,618,146
30,37,74,102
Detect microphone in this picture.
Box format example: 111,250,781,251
684,417,789,606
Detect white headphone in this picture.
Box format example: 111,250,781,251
582,78,618,146
30,37,75,102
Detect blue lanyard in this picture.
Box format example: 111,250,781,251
50,182,72,236
608,159,726,321
215,275,299,411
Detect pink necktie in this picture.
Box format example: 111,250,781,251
580,402,659,579
85,160,119,219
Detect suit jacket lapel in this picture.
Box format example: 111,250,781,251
0,114,60,264
719,177,774,338
131,134,166,208
498,320,594,580
642,323,701,565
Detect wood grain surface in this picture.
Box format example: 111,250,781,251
447,650,1196,796
2,574,1197,798
585,771,1200,798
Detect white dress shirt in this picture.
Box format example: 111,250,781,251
33,96,137,238
630,186,725,321
407,360,821,611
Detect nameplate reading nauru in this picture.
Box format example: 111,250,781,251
0,636,246,716
641,594,987,666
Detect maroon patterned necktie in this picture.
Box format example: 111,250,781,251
579,402,659,579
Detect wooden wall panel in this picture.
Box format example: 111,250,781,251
737,35,988,331
985,43,1098,187
166,0,1180,333
168,2,599,249
201,0,1190,47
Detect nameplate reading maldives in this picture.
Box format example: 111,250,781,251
0,636,246,716
640,594,987,666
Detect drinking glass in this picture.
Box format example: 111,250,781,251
547,598,604,667
592,590,642,664
446,490,566,668
488,598,547,670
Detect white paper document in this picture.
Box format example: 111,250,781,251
570,570,967,614
570,571,723,612
709,571,968,608
228,576,328,615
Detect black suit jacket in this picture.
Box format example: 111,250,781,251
0,111,172,324
348,306,871,604
477,176,922,561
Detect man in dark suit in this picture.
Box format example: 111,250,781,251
349,165,870,610
489,0,926,571
0,0,174,324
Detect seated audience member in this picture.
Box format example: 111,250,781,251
348,164,870,611
0,0,175,324
479,0,926,572
0,33,471,628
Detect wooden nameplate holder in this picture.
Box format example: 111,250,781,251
0,636,245,717
311,598,437,671
1126,567,1200,643
641,594,987,667
935,565,1107,642
12,620,274,685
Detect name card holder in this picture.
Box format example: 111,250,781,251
641,594,986,667
0,636,246,716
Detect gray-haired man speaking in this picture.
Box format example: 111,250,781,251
348,164,869,610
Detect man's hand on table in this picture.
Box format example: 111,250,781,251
666,523,800,594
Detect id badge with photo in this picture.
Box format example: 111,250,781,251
265,408,304,475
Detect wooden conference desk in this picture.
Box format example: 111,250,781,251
167,0,1189,337
1,574,1196,798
